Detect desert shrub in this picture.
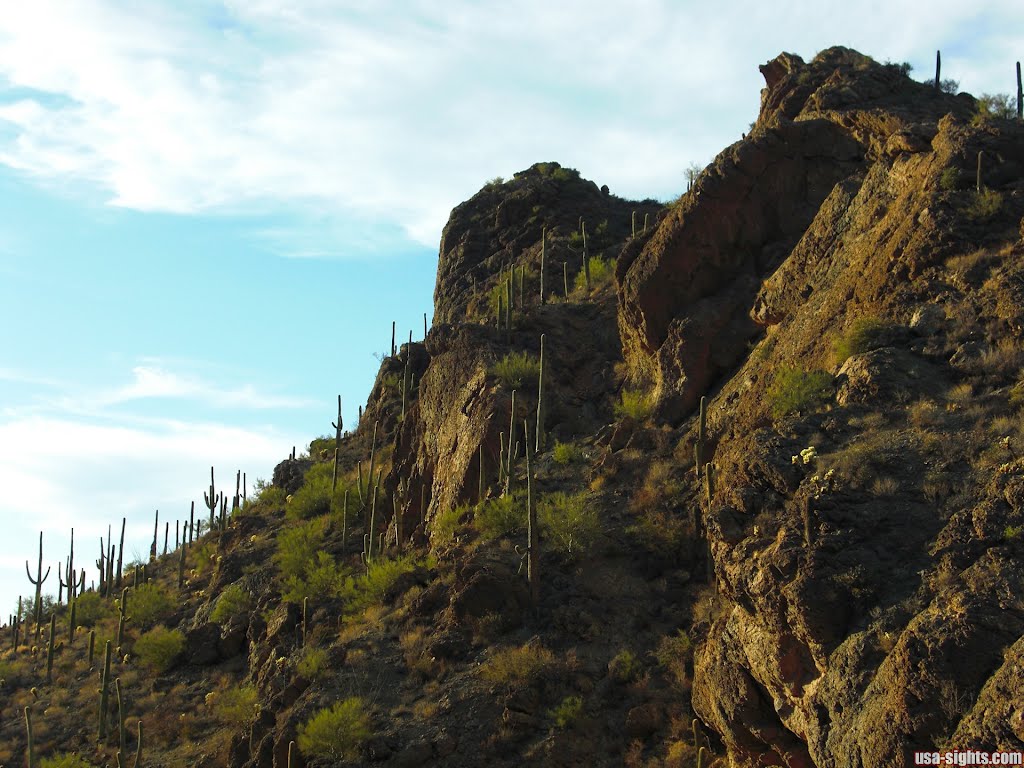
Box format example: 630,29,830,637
832,317,892,364
655,631,693,686
767,367,833,419
608,649,642,683
538,491,601,557
297,698,372,760
632,460,683,511
282,550,347,603
964,188,1003,221
134,626,185,672
192,538,217,575
1005,525,1023,542
431,503,468,549
939,167,963,191
630,507,694,562
274,517,328,582
552,439,585,464
480,643,555,685
973,93,1015,123
574,255,615,292
474,493,525,540
210,584,252,625
549,695,584,728
490,351,540,390
129,583,173,629
288,462,347,521
72,591,109,627
297,646,329,681
615,389,653,421
340,554,422,613
40,755,99,768
214,683,258,725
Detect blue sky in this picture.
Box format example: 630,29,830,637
1,0,1020,614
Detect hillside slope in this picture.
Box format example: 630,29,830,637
2,47,1023,768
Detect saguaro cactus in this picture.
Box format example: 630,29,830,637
934,50,941,91
1017,61,1022,120
535,334,546,454
332,394,343,500
694,395,708,478
45,614,56,684
524,420,539,606
204,467,222,531
25,706,35,768
582,221,591,291
116,677,127,762
505,390,517,496
540,225,548,303
98,640,112,740
116,518,125,590
25,531,50,645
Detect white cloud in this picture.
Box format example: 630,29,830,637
99,365,314,409
2,1,1018,249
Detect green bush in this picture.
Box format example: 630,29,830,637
614,389,653,421
490,351,540,390
71,591,109,627
129,583,173,629
552,440,585,464
767,367,833,419
1005,525,1023,542
340,554,422,613
539,491,601,558
939,167,962,191
964,188,1003,221
297,698,372,760
288,462,349,521
608,649,642,683
973,93,1015,123
574,255,615,292
133,626,185,672
549,695,584,728
40,755,99,768
832,317,891,364
282,550,347,603
655,630,693,686
210,584,252,625
274,517,328,582
431,503,468,549
297,645,329,681
474,494,524,540
213,682,258,725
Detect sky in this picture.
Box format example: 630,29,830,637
1,0,1020,617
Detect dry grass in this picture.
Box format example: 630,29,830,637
479,642,555,686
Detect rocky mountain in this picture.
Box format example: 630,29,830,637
1,46,1022,768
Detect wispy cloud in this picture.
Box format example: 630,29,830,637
3,1,1017,249
99,365,314,409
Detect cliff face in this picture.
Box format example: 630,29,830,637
637,50,1024,767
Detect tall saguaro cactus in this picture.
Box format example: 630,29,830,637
934,50,941,91
540,225,548,303
694,395,708,478
1017,61,1022,120
98,640,112,740
204,466,222,531
25,531,50,645
524,420,539,606
535,334,546,454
